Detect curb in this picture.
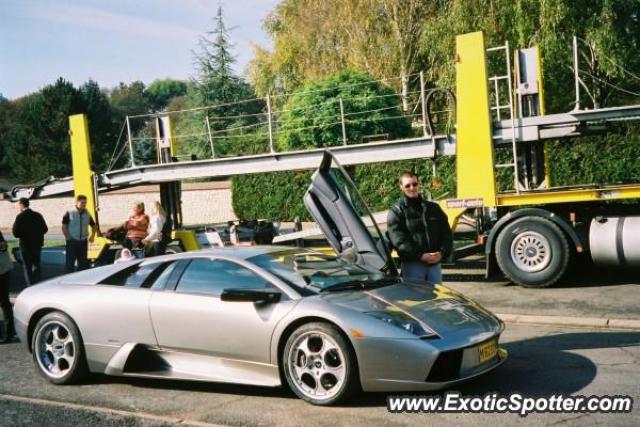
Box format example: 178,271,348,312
497,313,640,330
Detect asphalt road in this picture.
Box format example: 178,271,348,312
0,323,638,427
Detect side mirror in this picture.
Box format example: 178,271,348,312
220,288,281,304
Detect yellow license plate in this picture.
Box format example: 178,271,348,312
478,339,498,363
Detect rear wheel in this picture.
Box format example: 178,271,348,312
496,216,570,288
282,322,359,405
32,312,88,384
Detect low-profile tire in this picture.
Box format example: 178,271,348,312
282,322,359,405
31,312,89,385
495,216,570,288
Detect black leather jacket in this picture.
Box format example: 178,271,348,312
12,209,48,249
387,196,453,262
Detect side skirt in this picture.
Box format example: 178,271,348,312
102,343,281,387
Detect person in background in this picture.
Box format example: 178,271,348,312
62,195,97,273
12,198,48,285
142,201,167,257
387,171,453,284
114,248,135,264
124,202,149,257
0,231,16,343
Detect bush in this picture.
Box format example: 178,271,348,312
549,125,640,186
231,157,459,221
232,170,313,221
277,70,413,150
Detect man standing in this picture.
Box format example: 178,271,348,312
62,195,97,273
387,172,453,283
12,198,48,285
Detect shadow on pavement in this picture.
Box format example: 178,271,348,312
554,267,640,289
87,374,296,400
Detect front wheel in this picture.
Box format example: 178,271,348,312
282,322,359,405
32,312,88,384
495,216,570,288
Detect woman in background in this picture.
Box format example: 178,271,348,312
143,201,167,257
124,202,149,257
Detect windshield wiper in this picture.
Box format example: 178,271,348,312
319,278,398,293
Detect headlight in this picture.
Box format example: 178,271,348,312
365,310,438,338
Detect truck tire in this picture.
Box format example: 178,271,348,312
495,216,570,288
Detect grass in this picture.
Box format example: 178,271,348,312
6,240,66,253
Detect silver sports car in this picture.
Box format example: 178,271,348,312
14,152,506,405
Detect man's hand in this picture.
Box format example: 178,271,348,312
62,225,70,241
420,251,442,264
89,225,99,243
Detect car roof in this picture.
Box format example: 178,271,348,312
146,245,309,263
57,245,314,286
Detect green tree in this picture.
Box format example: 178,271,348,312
79,80,118,171
108,81,154,165
4,78,84,181
247,0,433,107
277,70,413,150
0,94,12,172
108,81,151,119
184,4,265,159
146,78,189,111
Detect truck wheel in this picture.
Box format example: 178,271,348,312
495,216,569,288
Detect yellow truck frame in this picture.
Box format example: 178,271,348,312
444,31,640,287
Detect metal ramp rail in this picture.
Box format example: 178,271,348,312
9,134,456,200
8,102,640,201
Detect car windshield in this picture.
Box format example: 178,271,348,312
248,249,387,293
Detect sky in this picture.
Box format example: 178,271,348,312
0,0,279,99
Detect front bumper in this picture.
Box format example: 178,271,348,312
354,335,507,392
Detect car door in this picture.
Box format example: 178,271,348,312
148,256,295,365
304,151,397,274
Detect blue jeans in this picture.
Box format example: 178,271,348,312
401,261,442,283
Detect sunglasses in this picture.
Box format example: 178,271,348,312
404,182,419,189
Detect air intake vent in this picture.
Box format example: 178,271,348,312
426,349,463,382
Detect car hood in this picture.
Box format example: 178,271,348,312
319,282,502,338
